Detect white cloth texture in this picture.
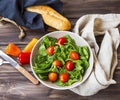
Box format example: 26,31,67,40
70,14,120,96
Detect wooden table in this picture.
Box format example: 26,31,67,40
0,0,120,100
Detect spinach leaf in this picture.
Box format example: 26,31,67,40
33,35,90,86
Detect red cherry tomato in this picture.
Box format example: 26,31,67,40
53,60,62,67
46,46,54,55
65,61,74,71
18,52,31,64
48,72,58,82
70,51,79,60
60,73,69,82
57,37,66,45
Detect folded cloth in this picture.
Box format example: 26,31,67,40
70,14,120,96
0,0,62,31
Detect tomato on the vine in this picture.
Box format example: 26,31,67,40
53,60,62,67
65,61,74,71
57,37,66,45
60,73,69,82
46,46,54,55
70,51,79,60
48,72,58,82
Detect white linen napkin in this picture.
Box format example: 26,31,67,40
70,14,120,96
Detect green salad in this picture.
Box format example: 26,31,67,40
33,35,90,86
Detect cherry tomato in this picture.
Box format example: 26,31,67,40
70,51,79,60
53,60,62,67
48,72,58,82
46,46,54,55
60,73,69,82
18,52,31,64
65,61,74,71
57,37,66,45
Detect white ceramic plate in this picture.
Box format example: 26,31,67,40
30,31,93,90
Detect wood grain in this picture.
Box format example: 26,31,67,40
0,0,120,100
15,65,39,85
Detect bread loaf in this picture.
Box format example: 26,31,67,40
26,5,71,31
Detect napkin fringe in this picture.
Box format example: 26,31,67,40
71,14,120,96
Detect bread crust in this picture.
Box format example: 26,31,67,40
26,5,71,30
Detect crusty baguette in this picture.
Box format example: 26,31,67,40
26,5,71,30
